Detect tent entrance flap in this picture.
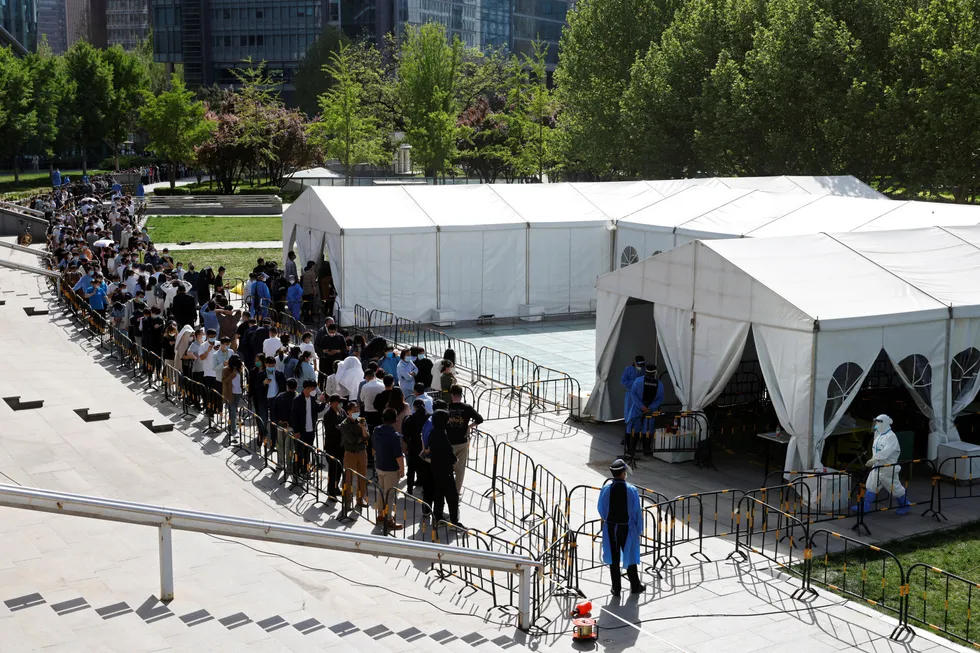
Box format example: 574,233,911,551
602,300,657,420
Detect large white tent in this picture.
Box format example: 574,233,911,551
588,226,980,472
282,176,892,321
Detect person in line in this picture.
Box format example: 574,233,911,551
621,355,645,442
335,356,365,401
320,394,346,500
251,356,286,451
597,459,646,596
401,398,429,497
412,382,433,415
412,347,434,390
317,322,347,376
290,380,328,482
221,355,245,445
294,350,318,387
372,408,405,531
301,261,317,323
271,378,299,478
446,385,484,494
171,283,197,330
426,409,462,527
284,250,298,280
386,387,411,434
396,349,418,397
341,401,370,511
627,362,664,457
379,344,399,380
286,275,303,321
251,272,271,318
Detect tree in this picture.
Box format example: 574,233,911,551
456,94,512,183
293,25,347,117
24,39,63,171
523,40,557,181
0,47,37,181
102,45,149,171
397,23,463,179
266,107,320,187
135,33,183,97
139,73,214,189
884,0,980,202
62,41,114,174
311,43,388,185
195,92,252,194
554,0,683,178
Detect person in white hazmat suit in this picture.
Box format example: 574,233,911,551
853,414,910,515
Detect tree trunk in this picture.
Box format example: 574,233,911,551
114,150,119,172
170,161,176,190
82,150,88,176
13,156,19,183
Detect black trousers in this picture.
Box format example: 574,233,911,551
324,442,344,495
406,442,422,493
415,458,432,512
297,429,315,476
608,523,642,593
627,415,656,455
431,468,459,524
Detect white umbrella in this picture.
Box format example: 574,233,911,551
93,239,115,248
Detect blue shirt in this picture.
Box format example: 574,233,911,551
372,424,404,472
86,283,109,310
73,274,93,292
200,306,219,333
51,170,61,186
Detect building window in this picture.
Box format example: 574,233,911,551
249,35,255,45
256,34,264,45
824,362,864,429
223,8,230,18
224,35,231,46
898,354,933,408
240,35,247,46
255,9,263,17
619,246,638,268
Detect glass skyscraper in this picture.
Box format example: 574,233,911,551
0,0,38,52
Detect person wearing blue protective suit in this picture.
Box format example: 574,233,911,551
621,355,645,438
380,344,399,380
251,272,271,319
626,362,663,456
286,275,303,321
597,459,646,595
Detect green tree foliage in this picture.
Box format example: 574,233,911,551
0,47,37,181
311,43,388,185
397,23,464,179
24,40,63,166
139,74,214,189
554,0,683,178
61,41,115,174
293,25,347,117
102,45,150,171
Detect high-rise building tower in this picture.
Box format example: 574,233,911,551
106,0,145,48
36,0,67,52
0,0,38,52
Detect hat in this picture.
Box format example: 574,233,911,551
610,459,629,474
635,355,645,364
258,272,268,280
645,362,657,373
288,275,296,282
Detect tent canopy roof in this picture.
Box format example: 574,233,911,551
289,166,342,179
599,226,980,331
285,175,891,237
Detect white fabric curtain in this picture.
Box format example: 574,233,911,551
295,228,315,269
948,318,980,440
653,304,693,407
689,315,750,410
583,289,630,420
883,320,947,434
753,325,815,471
813,328,882,461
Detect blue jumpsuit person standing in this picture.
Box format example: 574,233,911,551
620,356,645,442
597,459,645,595
626,362,664,456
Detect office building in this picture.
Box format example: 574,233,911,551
36,0,67,52
152,0,329,90
106,0,148,49
0,0,38,52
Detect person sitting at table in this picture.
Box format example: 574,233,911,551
626,362,664,457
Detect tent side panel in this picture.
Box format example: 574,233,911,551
528,228,572,314
438,230,484,321
389,232,438,322
569,226,612,313
481,228,526,319
343,234,392,316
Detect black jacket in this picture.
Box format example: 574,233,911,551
249,367,286,403
270,389,297,424
171,292,197,326
414,357,434,389
291,393,326,435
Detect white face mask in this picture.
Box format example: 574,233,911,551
349,412,360,421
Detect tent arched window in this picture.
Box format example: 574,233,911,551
898,354,932,408
951,347,980,407
620,246,639,267
824,362,864,428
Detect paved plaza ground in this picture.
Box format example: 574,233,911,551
0,241,973,652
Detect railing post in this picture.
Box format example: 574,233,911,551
159,522,174,602
517,567,531,631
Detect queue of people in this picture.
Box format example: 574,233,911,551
42,178,482,531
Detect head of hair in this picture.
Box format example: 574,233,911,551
286,378,298,390
382,408,397,424
414,382,425,395
450,384,463,398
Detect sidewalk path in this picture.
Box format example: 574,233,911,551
154,240,282,250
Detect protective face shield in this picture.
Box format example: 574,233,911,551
873,414,893,433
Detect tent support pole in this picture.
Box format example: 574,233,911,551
942,306,952,441
686,242,699,412
525,223,530,305
435,227,442,310
807,321,819,470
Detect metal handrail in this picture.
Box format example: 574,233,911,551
0,483,542,629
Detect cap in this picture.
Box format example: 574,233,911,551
610,459,628,474
635,355,645,364
645,362,657,373
288,275,296,282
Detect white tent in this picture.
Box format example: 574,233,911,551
280,176,919,322
589,226,980,472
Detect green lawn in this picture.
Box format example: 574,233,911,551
145,216,283,244
809,520,980,647
0,169,113,198
169,247,283,284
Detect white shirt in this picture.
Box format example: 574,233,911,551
305,395,314,432
262,337,283,360
414,392,433,415
300,341,315,359
202,341,219,378
125,276,139,296
359,379,385,413
189,340,210,373
231,372,242,395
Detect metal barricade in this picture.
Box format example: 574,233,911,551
809,528,911,640
905,563,977,646
474,386,528,428
531,511,581,628
466,429,497,482
385,486,433,540
202,387,227,435
625,410,710,468
728,496,814,600
532,463,567,524
161,364,181,406
478,346,515,388
341,466,382,527
353,304,370,332
926,455,980,522
857,458,935,527
512,355,537,391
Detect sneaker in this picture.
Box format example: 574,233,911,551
630,584,646,594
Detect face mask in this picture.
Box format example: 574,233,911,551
408,356,416,362
208,338,215,344
636,363,644,369
386,352,394,358
267,367,275,373
255,361,263,368
349,412,360,421
417,354,424,360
